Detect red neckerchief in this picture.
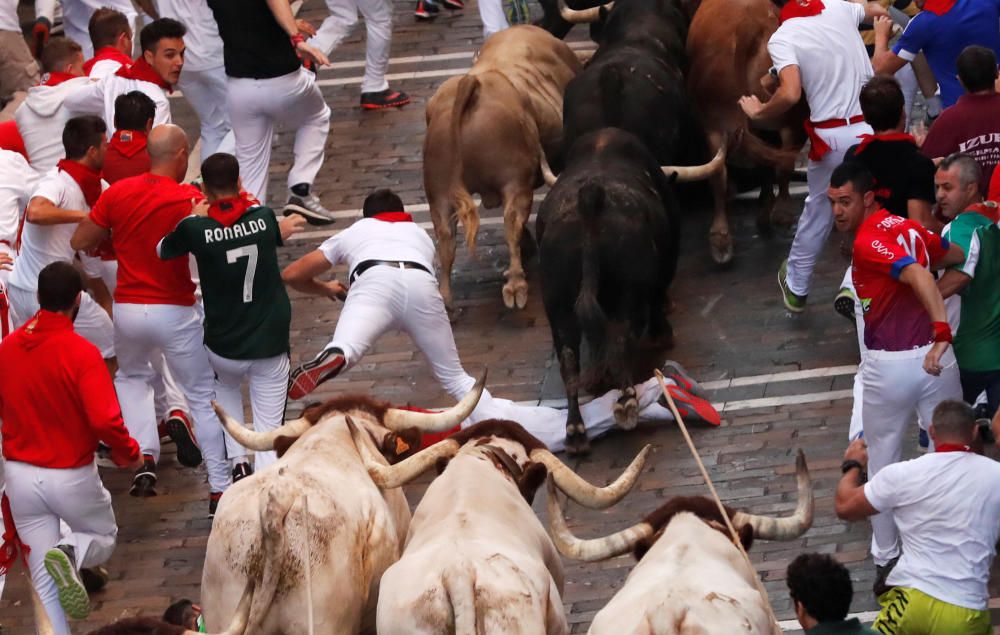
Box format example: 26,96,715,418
208,192,259,227
83,46,133,76
110,129,148,159
40,71,77,87
0,493,29,575
372,211,413,222
779,0,825,23
935,443,972,453
922,0,956,15
854,132,916,155
56,159,102,207
115,56,172,93
965,201,1000,224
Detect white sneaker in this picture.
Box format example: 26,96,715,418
284,192,336,226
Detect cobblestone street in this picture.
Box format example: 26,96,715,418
2,0,999,632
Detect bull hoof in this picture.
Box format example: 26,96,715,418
709,231,734,265
771,199,799,227
502,280,529,310
614,388,639,430
564,423,590,455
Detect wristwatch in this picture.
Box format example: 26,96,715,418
841,459,864,475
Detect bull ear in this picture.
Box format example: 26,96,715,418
435,456,451,475
517,462,548,505
382,427,423,462
274,435,298,458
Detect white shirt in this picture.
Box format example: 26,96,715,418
0,150,39,245
865,451,1000,610
35,0,136,40
767,1,872,122
8,169,91,292
318,218,436,278
64,75,171,137
14,76,92,173
0,0,54,32
156,0,224,72
88,58,125,80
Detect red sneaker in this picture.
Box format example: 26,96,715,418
165,409,202,467
360,89,411,110
663,384,721,426
288,348,346,400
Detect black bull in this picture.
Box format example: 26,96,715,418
536,129,679,456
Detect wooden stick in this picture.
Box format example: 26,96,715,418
654,370,783,635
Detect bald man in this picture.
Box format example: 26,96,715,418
71,125,231,514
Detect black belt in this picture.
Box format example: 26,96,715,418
349,259,432,284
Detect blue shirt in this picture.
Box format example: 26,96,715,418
893,0,1000,107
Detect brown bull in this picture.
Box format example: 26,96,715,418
424,25,581,312
686,0,807,263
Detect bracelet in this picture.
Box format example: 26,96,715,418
841,459,864,475
290,33,305,47
931,321,952,343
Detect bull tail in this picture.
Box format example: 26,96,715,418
245,483,300,633
450,75,481,254
598,66,624,128
733,124,798,169
575,183,607,356
442,564,477,635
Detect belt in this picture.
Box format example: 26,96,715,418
804,114,866,161
349,259,432,284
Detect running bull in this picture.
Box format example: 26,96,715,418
424,25,581,312
347,418,651,634
200,377,485,634
548,450,814,633
537,128,718,455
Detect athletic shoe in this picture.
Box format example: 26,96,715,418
834,286,856,322
284,193,336,226
44,545,91,619
873,555,899,598
95,442,116,469
661,360,707,399
158,419,170,441
360,89,411,110
232,461,253,483
442,0,464,8
208,492,224,518
504,0,530,23
288,347,346,400
166,409,202,468
415,0,439,18
80,566,109,594
778,259,807,313
129,455,157,498
918,428,929,453
658,384,721,426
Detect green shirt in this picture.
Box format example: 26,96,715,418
807,618,879,634
158,206,291,360
943,204,1000,372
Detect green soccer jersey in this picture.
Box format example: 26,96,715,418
943,205,1000,372
158,206,291,360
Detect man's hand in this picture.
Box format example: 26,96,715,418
738,95,765,120
923,340,950,375
296,41,330,67
296,18,317,37
0,252,12,271
279,213,307,240
192,199,210,217
324,279,348,301
843,438,869,468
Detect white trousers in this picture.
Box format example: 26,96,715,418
207,350,289,471
5,460,117,635
479,0,509,38
6,283,115,358
785,121,872,297
151,351,189,422
113,303,229,493
0,241,13,287
310,0,392,94
860,345,961,565
177,65,235,158
226,68,331,204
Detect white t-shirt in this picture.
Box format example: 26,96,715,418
156,0,224,72
865,451,1000,610
64,75,171,137
14,77,93,173
318,218,436,278
88,58,125,80
8,169,92,292
0,0,54,32
0,150,39,246
767,1,872,122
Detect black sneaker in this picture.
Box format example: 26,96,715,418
288,347,346,400
414,0,439,18
44,545,91,619
284,193,336,226
208,492,223,518
442,0,464,8
834,286,857,322
130,455,157,497
360,89,411,110
873,555,900,598
80,566,109,594
232,461,253,483
166,409,202,468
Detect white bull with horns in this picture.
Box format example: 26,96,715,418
548,450,814,634
201,375,486,634
347,418,652,634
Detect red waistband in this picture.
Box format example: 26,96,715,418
809,114,866,130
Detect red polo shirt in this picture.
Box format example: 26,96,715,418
89,173,202,305
0,310,139,469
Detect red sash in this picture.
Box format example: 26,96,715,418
372,211,414,223
115,56,172,93
83,47,133,76
57,159,102,208
804,114,865,161
208,192,259,227
40,72,77,87
779,0,825,23
854,132,916,155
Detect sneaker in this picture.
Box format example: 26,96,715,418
778,259,807,313
661,360,707,399
360,88,411,110
95,442,116,469
658,384,722,426
232,461,253,483
415,0,439,18
129,454,157,497
918,428,929,453
834,286,856,322
157,419,170,441
166,409,202,468
79,566,109,594
873,555,900,598
442,0,464,8
208,491,223,518
504,0,530,23
288,347,346,400
284,193,336,226
44,545,91,619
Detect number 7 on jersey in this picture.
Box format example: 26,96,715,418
226,244,259,303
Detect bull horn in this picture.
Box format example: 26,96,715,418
732,449,814,541
557,0,613,23
531,444,650,509
540,148,558,187
213,401,311,451
546,477,654,561
382,370,487,432
31,585,55,635
347,415,462,489
193,581,254,635
661,146,726,182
